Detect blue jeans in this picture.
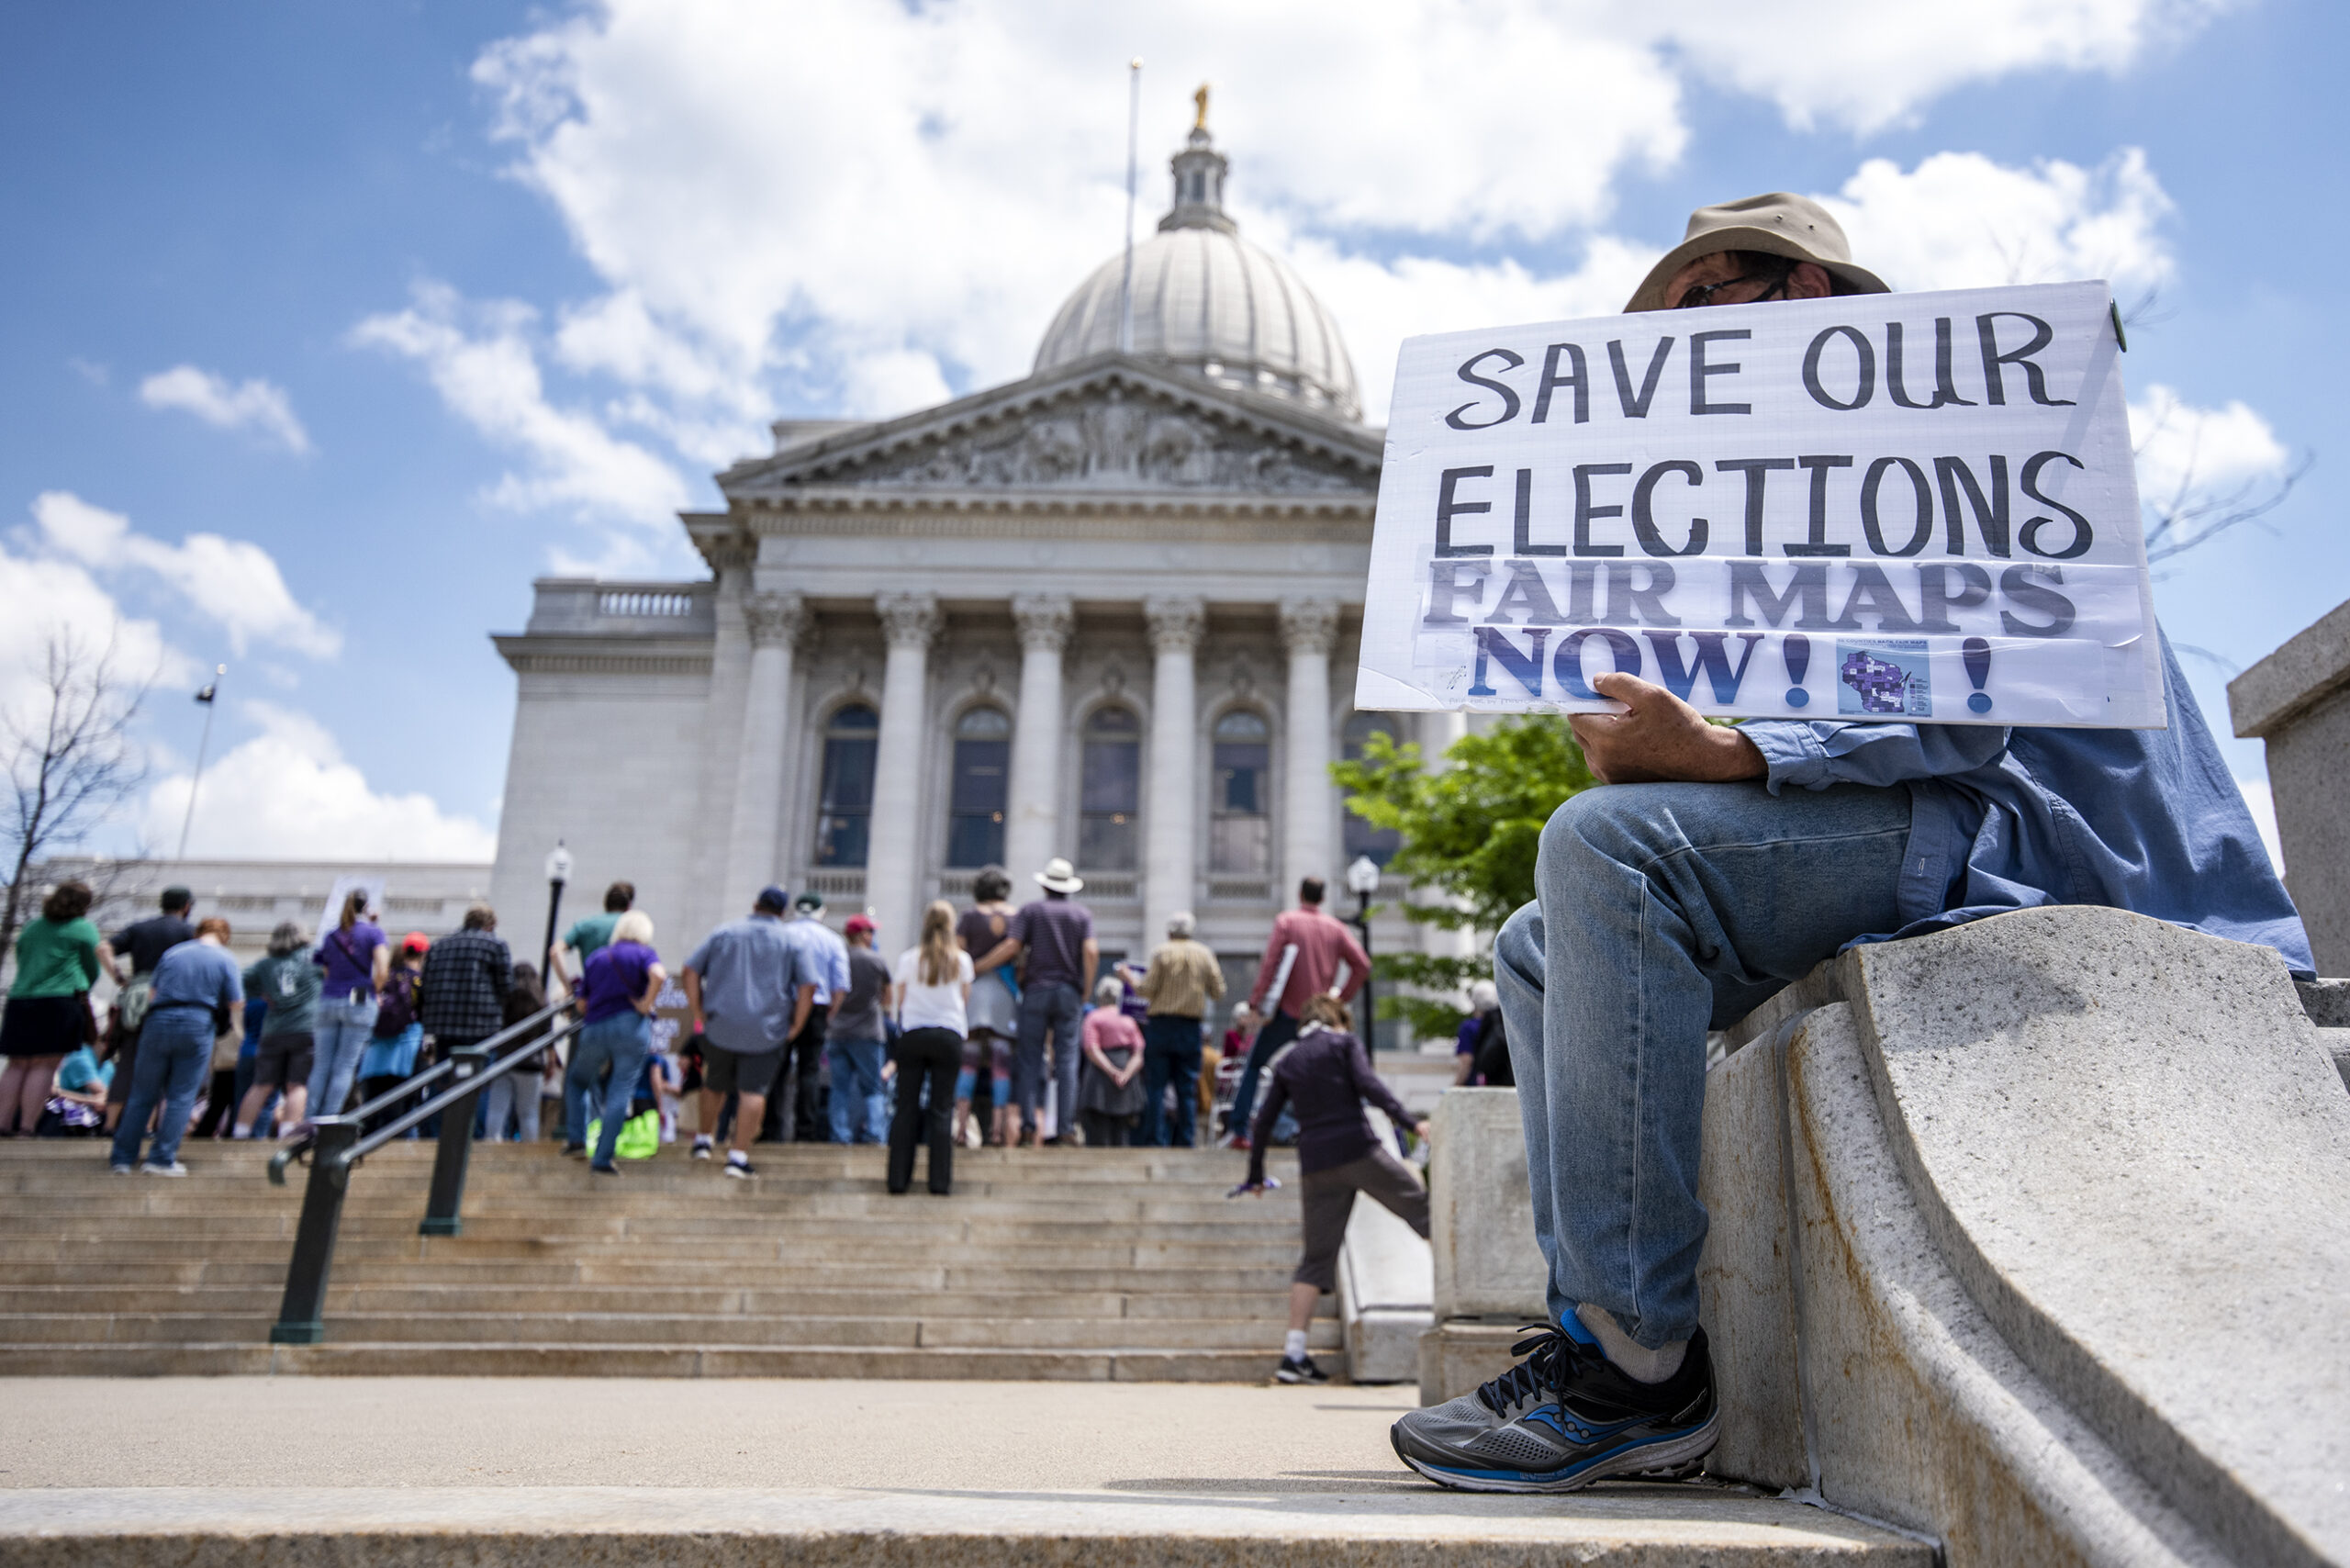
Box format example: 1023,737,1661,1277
565,1012,652,1167
826,1036,888,1143
110,1008,211,1169
1013,981,1082,1135
1140,1014,1203,1148
306,993,379,1118
1494,778,1910,1351
1226,1008,1299,1139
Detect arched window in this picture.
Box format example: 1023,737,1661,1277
814,703,879,867
1210,710,1271,875
946,707,1013,868
1080,706,1141,870
1342,712,1404,868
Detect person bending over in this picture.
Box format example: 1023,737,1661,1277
1389,192,2310,1494
1239,994,1430,1387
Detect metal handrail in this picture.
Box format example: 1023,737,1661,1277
266,1056,460,1186
266,1000,580,1345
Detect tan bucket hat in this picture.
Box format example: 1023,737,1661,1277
1035,856,1085,894
1624,192,1889,313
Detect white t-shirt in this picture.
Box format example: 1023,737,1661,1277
893,946,974,1035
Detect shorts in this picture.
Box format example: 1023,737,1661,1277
1294,1148,1431,1293
701,1043,786,1099
253,1030,316,1092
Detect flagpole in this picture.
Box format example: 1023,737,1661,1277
1119,57,1142,355
177,666,224,861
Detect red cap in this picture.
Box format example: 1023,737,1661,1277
401,932,431,953
844,915,875,936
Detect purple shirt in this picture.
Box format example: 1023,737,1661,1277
1009,898,1093,991
314,923,385,1003
581,940,658,1025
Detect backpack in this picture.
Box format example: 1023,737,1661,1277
372,969,419,1039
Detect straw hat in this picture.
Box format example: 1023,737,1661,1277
1035,857,1085,894
1624,192,1888,313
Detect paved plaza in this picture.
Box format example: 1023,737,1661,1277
0,1378,1924,1564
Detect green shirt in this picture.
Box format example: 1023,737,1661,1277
564,913,621,964
242,954,322,1036
8,916,101,999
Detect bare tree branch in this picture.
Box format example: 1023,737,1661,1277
0,630,151,962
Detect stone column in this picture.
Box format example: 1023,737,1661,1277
688,551,755,942
1144,596,1205,945
1280,598,1339,904
1004,594,1073,888
866,591,942,952
721,590,808,921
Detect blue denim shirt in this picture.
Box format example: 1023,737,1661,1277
685,914,818,1053
783,915,851,1006
1743,630,2312,977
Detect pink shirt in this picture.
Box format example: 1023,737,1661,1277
1248,907,1371,1018
1082,1008,1144,1058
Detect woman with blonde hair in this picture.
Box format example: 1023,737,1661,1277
887,900,971,1195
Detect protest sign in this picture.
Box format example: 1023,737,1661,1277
1354,282,2161,728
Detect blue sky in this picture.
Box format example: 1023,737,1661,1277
1,0,2338,866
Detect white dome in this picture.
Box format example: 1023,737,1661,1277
1033,127,1362,423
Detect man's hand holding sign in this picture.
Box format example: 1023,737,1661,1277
1381,194,2310,1496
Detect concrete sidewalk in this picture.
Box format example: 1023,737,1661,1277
0,1378,1928,1564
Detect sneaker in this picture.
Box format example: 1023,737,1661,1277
561,1142,588,1159
722,1157,756,1180
109,1164,136,1176
1389,1325,1718,1494
588,1161,621,1177
691,1137,713,1160
140,1162,190,1178
1274,1355,1330,1385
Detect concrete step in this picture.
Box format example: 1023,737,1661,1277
0,1311,1344,1351
0,1283,1327,1321
0,1341,1315,1380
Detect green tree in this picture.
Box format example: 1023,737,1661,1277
1331,716,1595,1040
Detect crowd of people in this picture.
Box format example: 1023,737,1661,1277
0,859,1437,1383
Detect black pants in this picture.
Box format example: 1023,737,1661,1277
888,1027,961,1194
765,1010,829,1142
189,1068,238,1140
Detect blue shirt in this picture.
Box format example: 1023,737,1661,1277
685,914,817,1053
1747,630,2312,976
784,916,851,1006
149,939,244,1013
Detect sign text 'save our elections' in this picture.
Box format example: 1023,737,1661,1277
1353,282,2162,728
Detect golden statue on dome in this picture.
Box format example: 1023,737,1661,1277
1193,83,1209,131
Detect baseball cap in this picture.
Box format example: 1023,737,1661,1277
844,914,875,937
794,890,825,912
754,885,790,913
400,931,431,954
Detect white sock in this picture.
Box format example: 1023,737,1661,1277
1575,1304,1686,1384
232,1124,251,1139
1284,1329,1309,1362
694,1134,712,1148
728,1148,748,1165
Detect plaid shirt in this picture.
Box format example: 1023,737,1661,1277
419,928,513,1043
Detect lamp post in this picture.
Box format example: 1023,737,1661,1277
1345,854,1382,1050
541,841,572,984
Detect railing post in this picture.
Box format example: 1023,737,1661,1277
271,1117,358,1345
420,1043,491,1237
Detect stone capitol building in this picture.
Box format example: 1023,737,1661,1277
487,115,1463,1020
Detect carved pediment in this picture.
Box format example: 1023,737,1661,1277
728,359,1381,500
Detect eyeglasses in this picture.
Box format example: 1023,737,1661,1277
1673,271,1792,308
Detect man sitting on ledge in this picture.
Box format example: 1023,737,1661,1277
1390,192,2311,1494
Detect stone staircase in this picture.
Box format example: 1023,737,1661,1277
0,1139,1333,1378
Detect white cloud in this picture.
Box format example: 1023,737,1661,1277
350,283,693,531
2129,382,2291,509
0,538,182,743
31,491,341,660
1823,148,2176,297
2238,778,2283,876
141,700,497,861
1662,0,2236,135
139,364,311,454
366,2,2222,504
